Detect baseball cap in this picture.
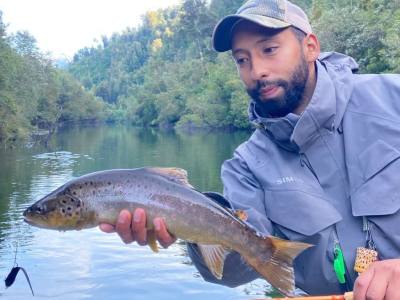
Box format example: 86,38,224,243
212,0,312,52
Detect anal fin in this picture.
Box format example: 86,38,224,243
198,244,229,279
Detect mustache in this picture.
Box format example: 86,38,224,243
257,79,287,91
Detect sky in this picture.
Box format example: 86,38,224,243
0,0,182,59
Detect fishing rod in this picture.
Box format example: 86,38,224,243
256,291,354,300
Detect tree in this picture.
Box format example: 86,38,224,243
9,31,40,58
312,0,397,73
0,11,6,39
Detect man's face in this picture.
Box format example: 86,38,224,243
231,21,310,117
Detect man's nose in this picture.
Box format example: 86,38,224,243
250,57,270,81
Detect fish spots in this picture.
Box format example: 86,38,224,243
58,195,83,220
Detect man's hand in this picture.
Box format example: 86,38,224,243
353,259,400,300
99,208,176,249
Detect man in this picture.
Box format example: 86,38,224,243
100,0,400,298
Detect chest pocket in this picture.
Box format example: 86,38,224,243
351,140,400,216
351,139,400,258
265,184,342,241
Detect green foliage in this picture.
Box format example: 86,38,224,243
209,0,246,17
0,10,105,144
66,0,399,132
9,31,40,58
312,0,399,73
2,0,399,144
68,0,251,130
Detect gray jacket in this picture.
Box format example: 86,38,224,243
188,52,400,295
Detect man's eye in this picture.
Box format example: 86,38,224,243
263,47,278,54
235,57,248,65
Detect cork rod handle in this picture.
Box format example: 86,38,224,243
256,291,353,300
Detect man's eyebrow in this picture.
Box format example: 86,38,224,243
232,48,247,56
256,37,276,44
232,37,276,56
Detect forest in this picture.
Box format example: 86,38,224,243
0,0,399,144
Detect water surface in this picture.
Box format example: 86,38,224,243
0,125,278,299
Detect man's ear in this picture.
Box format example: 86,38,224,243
303,33,320,62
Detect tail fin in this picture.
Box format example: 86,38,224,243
247,236,312,296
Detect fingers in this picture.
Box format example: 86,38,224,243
99,223,115,233
353,265,375,300
353,260,400,300
99,209,176,249
154,217,176,249
99,209,147,245
386,268,400,300
365,271,389,300
133,208,147,245
115,210,134,244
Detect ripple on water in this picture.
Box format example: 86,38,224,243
0,225,275,300
0,130,280,300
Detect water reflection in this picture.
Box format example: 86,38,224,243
0,125,279,299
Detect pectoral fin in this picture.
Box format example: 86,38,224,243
234,209,248,221
147,230,159,253
198,244,229,279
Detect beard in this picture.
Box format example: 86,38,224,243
246,55,309,118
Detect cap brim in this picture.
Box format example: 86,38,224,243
212,14,291,52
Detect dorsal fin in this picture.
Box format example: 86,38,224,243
148,167,194,188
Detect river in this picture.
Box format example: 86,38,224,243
0,124,281,299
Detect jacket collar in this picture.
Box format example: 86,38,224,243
249,52,357,152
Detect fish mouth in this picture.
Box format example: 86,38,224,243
23,210,43,227
23,213,36,226
23,215,50,229
23,217,34,225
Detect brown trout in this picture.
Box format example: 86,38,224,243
23,167,311,296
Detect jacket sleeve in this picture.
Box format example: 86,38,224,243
187,145,274,287
222,146,274,235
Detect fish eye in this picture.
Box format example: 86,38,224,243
35,206,42,213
